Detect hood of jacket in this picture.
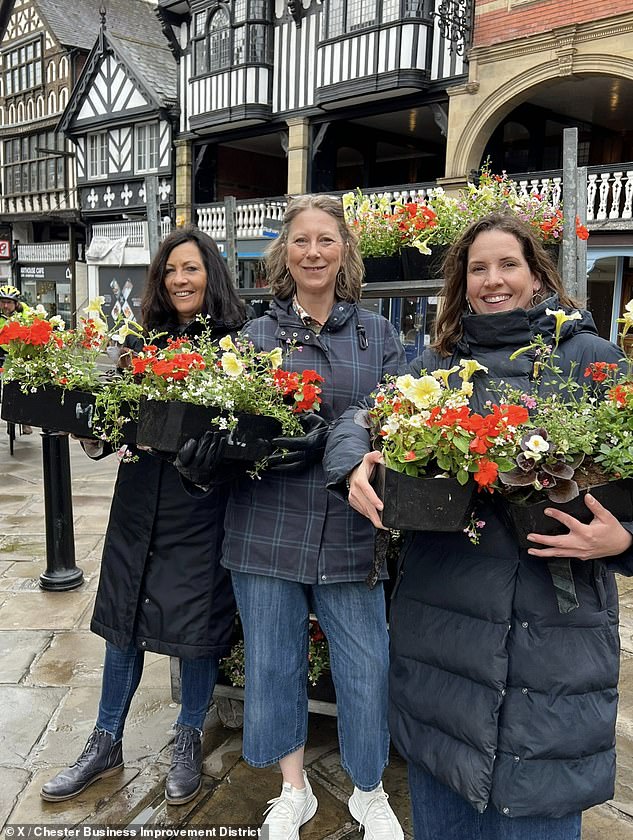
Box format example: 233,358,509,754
456,294,598,356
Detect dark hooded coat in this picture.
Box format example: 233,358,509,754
325,296,633,817
90,321,237,658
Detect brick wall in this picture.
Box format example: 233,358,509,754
473,0,633,48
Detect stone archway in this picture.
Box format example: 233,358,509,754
443,24,633,183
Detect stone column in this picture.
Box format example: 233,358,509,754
286,117,310,195
174,138,193,226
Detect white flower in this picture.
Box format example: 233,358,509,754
524,434,550,454
49,315,65,330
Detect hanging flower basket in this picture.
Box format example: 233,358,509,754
0,381,136,443
504,479,633,549
401,245,448,282
136,397,282,457
371,462,477,532
362,255,404,283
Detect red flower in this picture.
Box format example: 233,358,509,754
131,356,151,375
584,361,618,382
27,319,53,345
575,217,589,240
474,458,498,489
403,450,416,461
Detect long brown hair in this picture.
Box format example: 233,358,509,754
266,194,364,302
141,226,246,330
433,213,580,356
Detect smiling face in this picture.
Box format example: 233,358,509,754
466,229,541,315
286,208,344,304
163,241,207,324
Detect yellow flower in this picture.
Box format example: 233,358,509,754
268,347,283,369
460,381,474,397
219,334,236,352
86,295,105,314
458,359,488,381
221,353,244,378
409,238,432,255
545,308,582,343
408,376,442,410
617,299,633,337
432,366,459,388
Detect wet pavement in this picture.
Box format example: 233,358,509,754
1,425,633,838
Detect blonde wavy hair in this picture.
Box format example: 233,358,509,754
266,194,364,302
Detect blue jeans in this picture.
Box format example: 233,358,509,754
231,572,390,791
96,641,219,741
408,763,582,840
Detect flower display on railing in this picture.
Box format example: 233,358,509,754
342,188,437,257
343,164,589,260
426,164,589,247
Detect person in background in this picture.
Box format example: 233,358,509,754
324,213,633,840
40,227,246,806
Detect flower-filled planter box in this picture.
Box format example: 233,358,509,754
401,246,448,282
0,381,137,443
371,462,477,532
136,397,282,457
362,255,404,283
504,479,633,549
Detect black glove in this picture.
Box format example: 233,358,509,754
174,429,231,488
266,413,330,473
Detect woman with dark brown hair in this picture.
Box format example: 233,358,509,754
41,226,246,808
325,212,633,840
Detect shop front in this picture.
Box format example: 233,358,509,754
19,263,72,325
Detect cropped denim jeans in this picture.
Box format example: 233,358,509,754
408,762,582,840
96,641,219,740
231,572,390,791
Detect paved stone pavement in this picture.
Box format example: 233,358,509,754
1,424,633,838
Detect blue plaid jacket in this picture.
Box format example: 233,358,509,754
221,297,406,584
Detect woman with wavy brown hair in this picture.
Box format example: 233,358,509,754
326,212,633,840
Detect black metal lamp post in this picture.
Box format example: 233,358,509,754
39,430,83,591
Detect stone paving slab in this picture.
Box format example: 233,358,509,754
0,591,94,631
0,766,30,828
0,629,52,683
13,767,140,827
0,685,66,765
583,804,633,839
25,630,105,688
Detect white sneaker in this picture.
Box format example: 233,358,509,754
348,783,404,840
263,770,318,840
